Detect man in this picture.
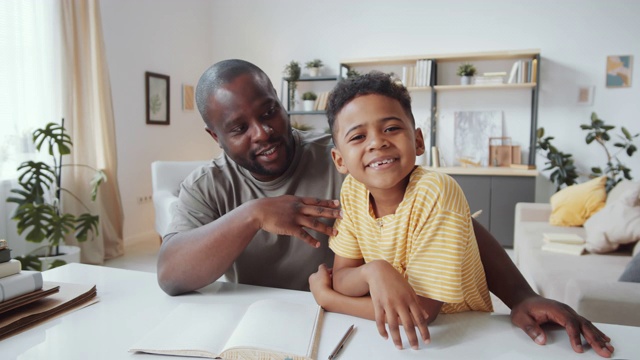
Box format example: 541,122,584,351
157,59,613,358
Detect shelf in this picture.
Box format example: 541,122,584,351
426,166,538,177
288,110,326,115
341,49,540,67
435,83,536,91
284,76,338,82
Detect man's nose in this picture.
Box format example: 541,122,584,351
251,122,273,141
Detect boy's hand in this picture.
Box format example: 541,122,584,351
309,264,333,307
255,196,341,248
365,260,430,350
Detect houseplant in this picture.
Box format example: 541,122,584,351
301,91,317,112
7,120,105,270
283,60,301,110
537,112,638,192
305,59,323,77
456,63,476,85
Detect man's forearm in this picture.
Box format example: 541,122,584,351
472,218,537,308
156,201,262,296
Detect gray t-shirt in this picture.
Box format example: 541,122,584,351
165,130,345,291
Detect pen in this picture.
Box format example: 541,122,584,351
328,324,355,360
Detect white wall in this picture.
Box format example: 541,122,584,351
101,0,640,240
100,0,220,240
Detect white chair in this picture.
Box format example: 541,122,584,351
151,160,209,240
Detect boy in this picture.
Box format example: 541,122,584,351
311,72,492,350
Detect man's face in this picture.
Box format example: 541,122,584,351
205,73,294,182
330,94,425,195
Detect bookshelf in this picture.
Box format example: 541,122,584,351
339,49,541,247
280,75,339,115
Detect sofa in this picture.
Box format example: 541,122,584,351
151,160,209,238
513,201,640,326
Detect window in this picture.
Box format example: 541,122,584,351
0,1,63,179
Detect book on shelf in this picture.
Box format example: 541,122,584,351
0,271,42,303
541,242,586,256
543,233,585,245
508,61,520,84
531,58,538,83
130,299,324,360
474,76,505,85
0,281,97,339
0,259,21,279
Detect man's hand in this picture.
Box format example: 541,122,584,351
364,260,431,350
255,196,342,248
510,295,614,358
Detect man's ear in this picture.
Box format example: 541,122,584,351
415,127,426,156
330,148,349,174
205,126,220,144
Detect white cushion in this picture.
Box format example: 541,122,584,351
584,186,640,253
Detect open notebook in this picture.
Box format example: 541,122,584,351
130,299,323,360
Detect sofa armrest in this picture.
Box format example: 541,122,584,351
515,202,551,223
565,278,640,327
153,190,179,238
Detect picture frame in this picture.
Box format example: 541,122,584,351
606,55,633,88
146,72,170,125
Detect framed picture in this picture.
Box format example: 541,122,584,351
146,72,170,125
182,84,195,111
606,55,633,88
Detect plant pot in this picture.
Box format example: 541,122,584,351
460,76,471,85
309,67,320,77
303,100,315,112
36,245,81,270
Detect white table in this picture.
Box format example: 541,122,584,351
0,264,638,359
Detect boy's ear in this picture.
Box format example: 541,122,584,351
415,128,426,156
330,148,350,174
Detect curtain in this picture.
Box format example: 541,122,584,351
60,0,124,263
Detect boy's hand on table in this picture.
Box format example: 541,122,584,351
365,260,430,350
510,295,614,358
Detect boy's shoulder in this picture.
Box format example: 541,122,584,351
411,167,456,188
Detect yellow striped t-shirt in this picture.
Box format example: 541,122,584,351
329,167,492,313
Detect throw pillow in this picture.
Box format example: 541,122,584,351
606,180,640,206
619,252,640,283
584,187,640,253
549,176,607,227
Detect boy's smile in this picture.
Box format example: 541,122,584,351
331,94,425,200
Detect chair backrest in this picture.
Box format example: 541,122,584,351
151,160,209,196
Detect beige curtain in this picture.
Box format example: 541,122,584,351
59,0,124,263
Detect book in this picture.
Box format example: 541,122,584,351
541,242,585,256
0,271,42,303
0,281,97,339
0,248,11,263
130,299,324,360
508,61,520,84
0,259,21,279
0,284,59,315
543,233,585,245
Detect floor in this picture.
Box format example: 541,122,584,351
102,233,514,314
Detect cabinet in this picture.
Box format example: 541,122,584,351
280,75,338,115
339,49,541,166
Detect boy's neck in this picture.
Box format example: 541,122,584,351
369,172,412,218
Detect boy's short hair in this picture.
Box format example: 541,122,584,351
326,71,415,138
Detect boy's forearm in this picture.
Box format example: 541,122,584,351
333,265,371,297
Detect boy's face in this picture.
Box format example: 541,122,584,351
330,94,425,194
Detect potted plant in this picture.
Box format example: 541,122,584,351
301,91,317,112
305,59,323,77
283,60,301,110
456,63,477,85
7,120,106,271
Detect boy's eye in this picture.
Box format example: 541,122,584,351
348,134,364,142
385,125,401,132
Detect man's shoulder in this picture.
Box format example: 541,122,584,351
182,155,234,189
296,129,333,149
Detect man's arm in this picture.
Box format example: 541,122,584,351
157,196,341,296
472,219,614,358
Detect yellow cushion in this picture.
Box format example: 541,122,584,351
549,176,607,227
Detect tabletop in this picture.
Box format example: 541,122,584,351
0,263,638,359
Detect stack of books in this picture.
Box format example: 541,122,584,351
474,72,506,85
541,233,586,256
314,91,329,111
0,239,97,339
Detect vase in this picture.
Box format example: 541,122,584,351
36,245,81,270
309,67,320,77
303,100,315,112
460,76,471,85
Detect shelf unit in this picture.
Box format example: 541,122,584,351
339,49,541,247
280,75,339,115
339,49,541,166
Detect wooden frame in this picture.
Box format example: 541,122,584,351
145,72,170,125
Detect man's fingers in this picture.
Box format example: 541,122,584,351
512,312,547,345
580,321,614,358
295,228,320,248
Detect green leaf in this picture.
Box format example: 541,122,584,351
585,133,595,144
33,122,72,156
602,132,610,141
75,213,100,242
591,167,602,174
602,125,615,131
13,255,44,271
48,213,76,247
537,127,544,138
580,124,592,130
14,203,56,243
622,127,632,140
591,112,598,121
90,170,107,201
627,144,637,156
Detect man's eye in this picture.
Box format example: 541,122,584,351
262,105,276,118
231,125,247,134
